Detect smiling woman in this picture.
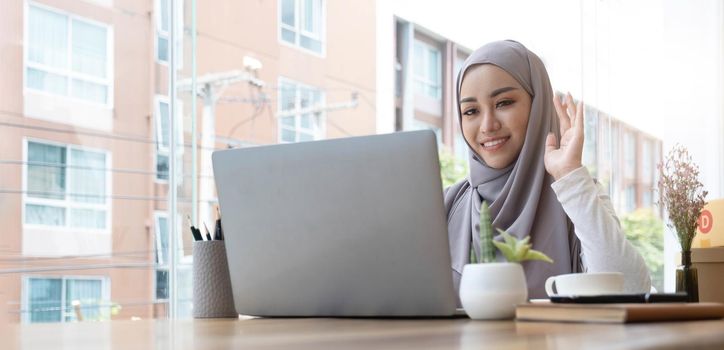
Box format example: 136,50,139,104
443,40,652,302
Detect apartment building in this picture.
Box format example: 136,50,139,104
0,0,377,323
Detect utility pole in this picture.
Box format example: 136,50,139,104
178,67,264,231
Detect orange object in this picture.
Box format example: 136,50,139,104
693,199,724,248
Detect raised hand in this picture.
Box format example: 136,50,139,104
544,92,584,181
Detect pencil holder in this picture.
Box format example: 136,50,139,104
192,240,238,318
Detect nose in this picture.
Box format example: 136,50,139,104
479,109,501,134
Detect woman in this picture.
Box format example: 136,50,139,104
444,40,651,299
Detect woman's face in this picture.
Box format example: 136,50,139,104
459,64,532,169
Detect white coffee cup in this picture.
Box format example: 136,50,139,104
544,272,624,296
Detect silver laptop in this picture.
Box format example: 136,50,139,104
212,130,457,317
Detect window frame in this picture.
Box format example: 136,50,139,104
23,1,114,108
413,39,442,100
277,0,326,57
154,95,183,183
277,77,326,143
22,138,112,233
21,275,110,324
154,0,184,67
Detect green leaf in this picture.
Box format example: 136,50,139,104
492,240,516,262
524,249,555,264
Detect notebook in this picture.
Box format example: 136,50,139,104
515,301,724,323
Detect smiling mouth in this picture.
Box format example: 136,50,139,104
480,137,509,151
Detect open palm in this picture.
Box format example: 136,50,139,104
544,93,584,181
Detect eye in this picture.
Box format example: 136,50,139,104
496,99,514,109
462,108,478,116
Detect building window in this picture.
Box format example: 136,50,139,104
24,276,108,323
24,140,110,231
625,185,636,213
155,0,183,66
154,212,169,300
25,3,112,106
642,139,653,184
154,96,183,182
623,131,636,179
413,40,442,99
279,0,324,54
278,79,325,143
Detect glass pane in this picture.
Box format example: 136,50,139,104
300,114,311,128
27,142,66,200
156,154,169,181
300,35,321,53
428,47,440,85
28,278,62,323
281,0,295,27
281,116,295,127
26,68,68,95
70,208,106,229
64,279,103,322
298,132,314,141
280,83,296,111
156,216,169,265
303,0,317,34
28,6,67,69
156,270,169,300
413,42,424,77
69,148,106,204
157,101,171,149
281,28,296,44
281,128,296,142
72,19,107,78
157,35,169,62
159,0,170,32
71,79,108,104
25,204,65,226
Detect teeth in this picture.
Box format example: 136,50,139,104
483,138,507,147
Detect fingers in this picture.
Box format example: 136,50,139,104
545,132,557,153
575,99,584,131
552,93,570,135
565,92,576,122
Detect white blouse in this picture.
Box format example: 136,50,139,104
550,166,652,293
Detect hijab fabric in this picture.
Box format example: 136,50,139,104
444,40,582,299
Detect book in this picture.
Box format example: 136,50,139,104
515,301,724,323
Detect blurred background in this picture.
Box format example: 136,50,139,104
0,0,722,322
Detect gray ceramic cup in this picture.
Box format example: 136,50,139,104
192,240,238,318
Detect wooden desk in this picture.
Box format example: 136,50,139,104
7,317,724,349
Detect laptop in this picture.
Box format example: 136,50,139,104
212,130,458,317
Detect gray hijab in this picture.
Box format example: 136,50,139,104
443,40,582,300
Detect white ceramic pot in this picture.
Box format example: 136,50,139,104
459,263,528,320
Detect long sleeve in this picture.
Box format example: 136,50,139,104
550,166,652,293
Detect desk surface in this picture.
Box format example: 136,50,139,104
7,317,724,349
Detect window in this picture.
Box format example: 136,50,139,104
278,79,325,143
155,0,183,66
154,96,183,181
413,40,442,99
623,131,636,179
642,139,653,183
25,3,112,106
279,0,324,54
23,276,108,323
24,140,110,231
153,212,182,301
625,185,636,213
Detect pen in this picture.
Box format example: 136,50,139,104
187,215,203,241
214,206,223,241
203,222,213,241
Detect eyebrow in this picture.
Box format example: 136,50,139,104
459,86,519,103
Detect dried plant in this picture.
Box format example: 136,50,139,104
657,144,708,252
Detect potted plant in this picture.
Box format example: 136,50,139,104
459,201,553,319
657,144,708,302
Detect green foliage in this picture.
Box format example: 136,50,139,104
439,151,468,188
621,209,664,292
470,201,496,263
492,229,554,264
